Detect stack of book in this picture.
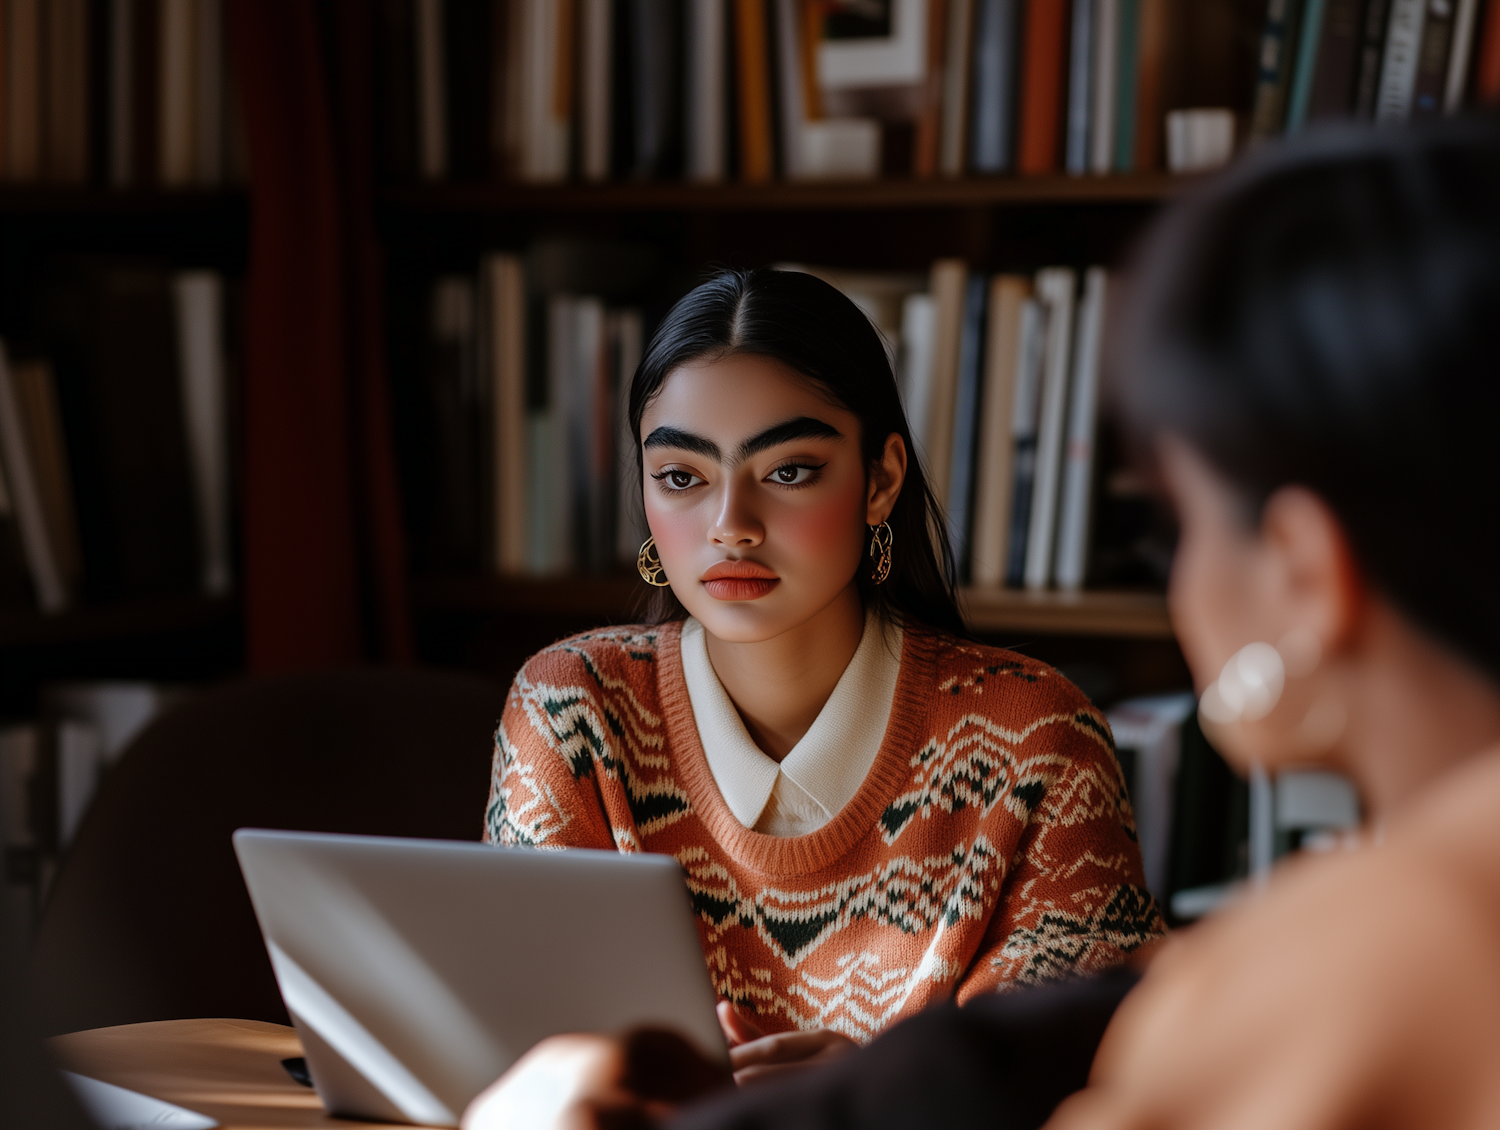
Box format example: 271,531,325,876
0,0,242,188
380,0,1205,185
1248,0,1500,138
0,263,233,613
417,254,1118,591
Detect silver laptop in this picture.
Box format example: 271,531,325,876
233,829,726,1127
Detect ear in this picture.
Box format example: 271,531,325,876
1260,486,1366,658
866,433,908,526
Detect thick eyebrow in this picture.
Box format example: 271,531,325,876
643,426,722,460
642,416,844,465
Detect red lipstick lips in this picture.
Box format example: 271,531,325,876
700,559,780,601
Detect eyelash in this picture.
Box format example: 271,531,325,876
648,461,827,493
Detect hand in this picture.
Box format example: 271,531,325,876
463,1029,731,1130
716,1001,858,1086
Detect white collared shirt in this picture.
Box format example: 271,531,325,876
679,612,902,837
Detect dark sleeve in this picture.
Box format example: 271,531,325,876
669,972,1139,1130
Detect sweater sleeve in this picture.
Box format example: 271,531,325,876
481,649,620,852
954,701,1165,1003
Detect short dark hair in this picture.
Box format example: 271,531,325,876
1116,115,1500,679
627,268,965,637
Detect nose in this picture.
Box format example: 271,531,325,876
709,476,764,548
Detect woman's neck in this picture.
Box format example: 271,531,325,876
702,583,867,763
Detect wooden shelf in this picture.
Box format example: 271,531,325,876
0,186,247,216
414,575,1172,639
0,595,238,650
380,173,1192,215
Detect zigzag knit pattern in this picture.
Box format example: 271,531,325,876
484,619,1164,1043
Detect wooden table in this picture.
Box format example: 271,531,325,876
49,1018,401,1129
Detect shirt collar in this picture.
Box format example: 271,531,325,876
679,611,902,829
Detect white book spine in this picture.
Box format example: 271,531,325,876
522,0,572,182
194,0,224,184
1376,0,1428,122
0,343,65,611
580,0,613,182
1053,267,1107,591
416,0,448,180
173,271,232,596
1446,0,1482,112
159,0,197,185
614,310,645,566
898,293,937,467
939,0,974,177
1024,268,1076,590
109,0,134,187
686,0,727,182
970,277,1028,587
1089,0,1117,175
925,260,969,507
486,255,528,575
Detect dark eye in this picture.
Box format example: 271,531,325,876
776,467,799,483
670,471,694,489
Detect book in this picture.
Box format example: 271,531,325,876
1285,0,1329,130
1353,0,1393,116
7,0,42,181
1023,266,1075,590
133,0,161,185
1003,297,1046,586
534,296,578,573
1053,266,1106,591
1131,0,1168,170
1304,0,1365,122
1477,0,1500,101
43,0,89,184
634,0,685,179
1411,0,1457,116
194,0,225,184
172,271,231,596
446,0,494,181
159,0,194,184
377,0,417,181
1065,0,1094,175
566,296,612,571
415,0,447,180
1018,0,1070,175
1089,0,1117,173
1106,692,1196,900
735,0,775,182
969,275,1028,588
1446,0,1482,110
913,0,949,177
0,344,67,611
968,0,1021,174
923,259,968,508
1111,0,1139,170
939,0,975,176
612,309,645,566
898,292,937,457
108,0,135,185
686,0,728,182
1249,0,1306,141
946,274,988,574
1375,0,1428,121
10,360,83,598
483,253,527,575
774,0,809,179
519,0,573,182
425,275,483,571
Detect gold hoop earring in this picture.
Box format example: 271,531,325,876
868,521,893,585
637,536,670,587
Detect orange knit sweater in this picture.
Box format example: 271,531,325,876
483,619,1163,1042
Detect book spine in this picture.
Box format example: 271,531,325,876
1375,0,1427,121
924,260,969,508
1411,0,1456,116
539,296,575,573
8,0,41,181
898,293,937,462
1285,0,1328,130
172,272,231,596
415,0,447,180
486,254,528,575
580,0,612,181
194,0,223,184
970,276,1029,587
914,0,949,177
1248,0,1305,141
0,344,66,611
1018,0,1070,175
1023,267,1075,590
108,0,133,185
946,274,988,576
570,297,607,570
1052,266,1106,591
133,0,160,185
633,0,683,178
1111,0,1138,171
969,0,1021,174
521,0,572,182
1445,0,1482,109
1477,0,1500,100
1089,0,1116,173
1353,0,1393,115
612,309,644,566
939,0,974,177
158,0,193,184
1003,298,1046,586
11,361,83,592
734,0,774,182
44,0,90,184
1305,0,1365,121
773,0,805,179
444,0,495,182
1131,0,1167,170
1065,0,1093,175
686,0,727,182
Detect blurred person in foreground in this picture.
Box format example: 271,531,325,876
465,117,1500,1130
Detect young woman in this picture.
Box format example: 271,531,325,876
483,268,1161,1074
467,120,1500,1130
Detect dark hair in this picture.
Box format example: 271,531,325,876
627,268,964,637
1116,115,1500,679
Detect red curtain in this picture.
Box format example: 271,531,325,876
229,0,412,671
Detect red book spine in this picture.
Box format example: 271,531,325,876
1477,0,1500,102
1017,0,1070,175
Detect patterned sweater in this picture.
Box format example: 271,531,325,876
483,619,1163,1042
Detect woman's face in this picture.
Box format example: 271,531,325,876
638,353,901,644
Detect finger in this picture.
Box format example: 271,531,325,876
462,1036,625,1130
732,1060,821,1088
716,1001,764,1047
727,1030,840,1070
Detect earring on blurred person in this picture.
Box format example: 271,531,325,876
637,537,670,587
1199,627,1345,752
869,522,893,584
